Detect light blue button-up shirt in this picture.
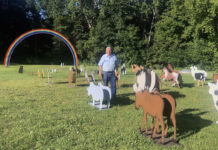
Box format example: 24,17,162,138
98,54,119,72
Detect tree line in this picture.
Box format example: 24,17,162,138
0,0,217,70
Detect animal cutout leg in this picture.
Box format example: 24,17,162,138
140,113,146,132
107,99,110,109
197,80,200,87
99,100,103,110
177,80,180,88
144,114,148,133
159,117,165,144
152,117,159,138
164,117,170,137
151,118,160,133
171,114,177,141
151,118,154,130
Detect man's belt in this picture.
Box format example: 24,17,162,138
103,71,114,73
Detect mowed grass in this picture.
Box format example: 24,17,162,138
0,65,218,150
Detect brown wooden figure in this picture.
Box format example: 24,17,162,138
135,90,165,144
72,67,77,86
135,90,177,144
68,67,73,87
37,69,40,78
41,69,45,78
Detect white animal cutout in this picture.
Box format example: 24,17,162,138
190,66,207,81
87,82,111,110
208,81,218,124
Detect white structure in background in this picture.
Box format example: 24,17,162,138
60,62,65,67
190,66,207,81
87,82,111,110
80,66,84,72
208,81,218,124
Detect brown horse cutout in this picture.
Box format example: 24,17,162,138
135,90,176,144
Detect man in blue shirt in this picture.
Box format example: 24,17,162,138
98,47,119,98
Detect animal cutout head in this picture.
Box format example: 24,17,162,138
131,64,143,74
135,91,148,109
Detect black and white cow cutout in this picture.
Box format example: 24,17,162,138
133,69,160,93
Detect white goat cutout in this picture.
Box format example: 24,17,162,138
87,82,111,110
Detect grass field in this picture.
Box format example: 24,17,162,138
0,65,218,150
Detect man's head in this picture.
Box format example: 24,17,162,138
106,47,111,56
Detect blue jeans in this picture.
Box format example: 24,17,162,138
103,71,116,98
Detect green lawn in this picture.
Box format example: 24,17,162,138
0,65,218,150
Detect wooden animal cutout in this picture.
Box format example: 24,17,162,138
73,68,77,86
37,69,40,78
68,67,73,87
135,91,165,144
18,66,23,73
135,90,176,144
121,63,126,75
133,69,160,93
85,70,89,83
162,67,182,88
91,71,95,82
41,70,45,78
190,66,207,87
190,66,207,81
87,82,111,110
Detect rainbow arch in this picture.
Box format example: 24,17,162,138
4,29,79,67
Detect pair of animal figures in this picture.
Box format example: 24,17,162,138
208,81,218,124
190,66,207,87
131,64,183,88
133,67,176,144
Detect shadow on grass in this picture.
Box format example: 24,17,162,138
120,84,134,88
182,83,195,88
168,109,212,141
55,81,68,84
111,93,135,107
163,91,186,99
54,82,90,87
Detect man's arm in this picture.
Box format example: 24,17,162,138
99,66,102,77
115,56,119,76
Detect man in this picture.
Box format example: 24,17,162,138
98,47,119,98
